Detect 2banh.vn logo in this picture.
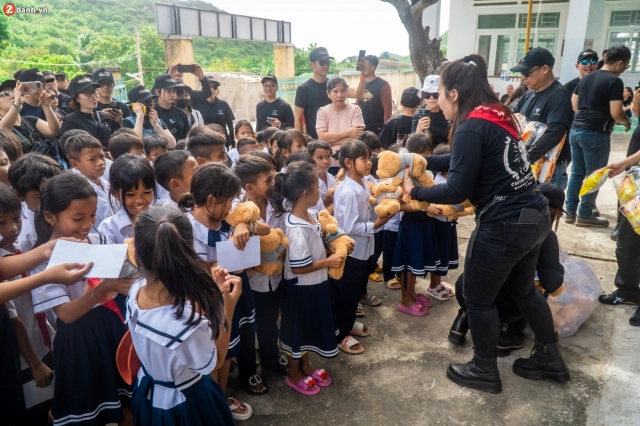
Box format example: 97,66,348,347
2,3,49,16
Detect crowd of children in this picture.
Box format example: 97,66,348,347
0,101,462,425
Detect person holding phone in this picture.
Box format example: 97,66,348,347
255,75,294,131
166,63,213,107
122,85,175,147
356,54,392,134
152,74,190,142
412,75,450,149
194,76,236,149
92,68,131,129
42,70,71,115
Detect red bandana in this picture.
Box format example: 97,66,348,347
467,104,520,140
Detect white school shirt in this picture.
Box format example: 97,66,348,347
158,197,180,212
155,183,170,203
98,207,133,244
434,173,452,223
228,148,240,167
247,201,285,293
318,171,338,200
333,175,375,261
17,203,36,253
103,158,112,182
126,278,217,410
383,211,403,233
284,210,328,285
364,175,383,234
187,212,230,263
72,170,113,229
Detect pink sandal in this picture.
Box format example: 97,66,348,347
416,293,433,307
285,376,320,395
397,301,429,317
312,369,332,387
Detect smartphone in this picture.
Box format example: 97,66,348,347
131,102,147,116
110,100,117,108
177,64,196,74
267,117,275,121
419,108,431,118
635,85,640,92
358,50,366,63
20,81,43,96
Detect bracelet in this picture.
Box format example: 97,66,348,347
248,221,257,235
91,285,102,302
406,186,415,200
11,103,21,113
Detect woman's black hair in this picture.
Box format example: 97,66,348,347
338,140,370,172
440,54,518,143
34,173,97,248
255,131,264,144
269,162,317,217
134,206,226,338
8,153,62,197
272,130,293,171
307,140,332,156
245,149,277,170
326,77,348,93
178,163,241,212
0,182,22,215
624,87,633,99
406,133,433,155
506,81,527,108
108,154,157,212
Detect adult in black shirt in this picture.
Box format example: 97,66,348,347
152,74,190,141
43,70,71,115
379,87,420,148
403,54,568,393
255,75,294,131
166,63,213,107
93,68,131,131
194,77,235,148
55,71,70,96
412,75,450,148
294,47,365,139
566,45,632,227
356,55,392,134
500,84,514,104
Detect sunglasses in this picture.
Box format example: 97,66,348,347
423,92,439,99
99,82,115,88
521,66,541,77
580,58,598,66
0,91,13,98
43,78,56,83
81,89,99,98
316,60,331,67
263,84,277,89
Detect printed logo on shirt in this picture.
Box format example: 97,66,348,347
218,109,223,115
360,89,374,103
169,119,176,124
503,135,534,190
272,109,278,115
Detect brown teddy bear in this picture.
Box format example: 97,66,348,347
426,200,476,220
224,201,260,228
250,228,289,276
369,179,402,218
375,150,434,213
317,210,354,280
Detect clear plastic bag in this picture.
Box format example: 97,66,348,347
579,168,610,198
620,195,640,235
612,166,640,205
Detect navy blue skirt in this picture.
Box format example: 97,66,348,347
52,305,131,426
391,211,441,277
226,270,257,360
132,374,234,426
280,278,339,360
433,220,459,276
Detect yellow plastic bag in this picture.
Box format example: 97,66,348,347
620,195,640,235
615,175,638,205
579,168,610,198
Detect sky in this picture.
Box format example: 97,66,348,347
206,0,450,61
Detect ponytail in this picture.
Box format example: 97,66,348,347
178,192,195,212
268,172,288,217
268,162,317,217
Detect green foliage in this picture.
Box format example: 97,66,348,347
440,31,448,57
0,14,10,52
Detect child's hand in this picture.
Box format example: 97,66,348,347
211,266,230,290
44,263,93,285
133,102,144,118
427,205,442,216
326,253,346,268
31,361,53,388
279,249,286,261
100,278,136,295
148,106,159,126
346,240,355,255
232,223,250,250
41,238,84,259
222,275,242,316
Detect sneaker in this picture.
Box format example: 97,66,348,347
368,272,383,282
576,215,609,227
630,308,640,327
564,212,576,224
598,290,638,305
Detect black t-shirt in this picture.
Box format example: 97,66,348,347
59,110,112,147
196,98,235,142
256,98,294,131
154,103,190,140
572,69,624,133
500,94,509,104
59,88,71,96
512,81,573,128
294,78,330,139
411,109,450,148
96,99,132,119
415,118,545,226
357,77,388,131
560,77,582,164
57,92,72,115
20,103,45,120
379,115,413,149
563,77,580,96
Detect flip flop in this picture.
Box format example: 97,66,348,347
356,302,365,318
312,368,332,387
350,321,370,337
361,294,381,306
397,301,429,317
416,293,433,307
427,283,454,301
285,376,321,395
368,272,383,282
386,277,401,290
227,398,253,420
375,265,383,273
340,336,365,355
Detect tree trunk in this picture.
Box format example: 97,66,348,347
381,0,447,82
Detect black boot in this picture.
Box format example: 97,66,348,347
448,309,469,345
512,340,570,383
446,354,501,394
497,323,525,357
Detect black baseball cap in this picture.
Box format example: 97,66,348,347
42,70,56,83
18,68,45,82
539,183,566,212
54,71,67,79
577,50,598,63
93,68,115,84
153,74,179,91
68,75,101,96
261,75,278,86
309,47,334,63
0,80,16,92
175,82,192,93
127,85,156,104
401,87,421,108
205,76,220,88
511,47,555,73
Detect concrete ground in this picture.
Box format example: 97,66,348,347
228,134,638,426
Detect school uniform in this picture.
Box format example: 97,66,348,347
280,211,339,359
72,170,113,229
30,235,131,426
318,171,338,201
382,213,402,282
391,210,440,277
433,173,459,276
227,148,240,168
126,279,233,426
187,213,256,364
155,182,169,203
0,302,28,426
104,158,112,183
364,175,384,280
332,175,374,342
17,203,36,253
98,207,132,244
158,197,181,212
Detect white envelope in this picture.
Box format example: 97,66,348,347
216,236,261,272
46,240,128,278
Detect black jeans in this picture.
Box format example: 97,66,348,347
332,257,368,342
614,217,640,303
252,287,281,364
382,230,398,281
463,207,555,358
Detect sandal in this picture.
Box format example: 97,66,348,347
312,368,332,387
368,272,383,282
239,374,268,396
386,277,401,290
356,302,365,318
350,321,370,337
397,301,429,317
375,265,383,273
285,376,320,395
261,354,288,375
227,397,253,420
340,336,365,355
361,294,381,307
426,283,454,301
416,293,433,307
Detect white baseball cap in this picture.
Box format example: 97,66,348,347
418,75,440,97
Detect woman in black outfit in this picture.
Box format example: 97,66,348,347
402,55,569,393
412,75,450,148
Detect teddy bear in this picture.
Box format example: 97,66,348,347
369,179,402,218
317,210,354,280
426,200,476,220
251,228,289,276
224,201,260,228
375,150,434,213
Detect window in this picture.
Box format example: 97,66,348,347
517,12,560,29
494,35,511,73
478,14,517,29
608,10,640,73
610,10,640,27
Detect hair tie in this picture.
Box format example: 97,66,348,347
157,220,167,225
462,56,477,66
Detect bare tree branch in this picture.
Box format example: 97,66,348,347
410,0,440,19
